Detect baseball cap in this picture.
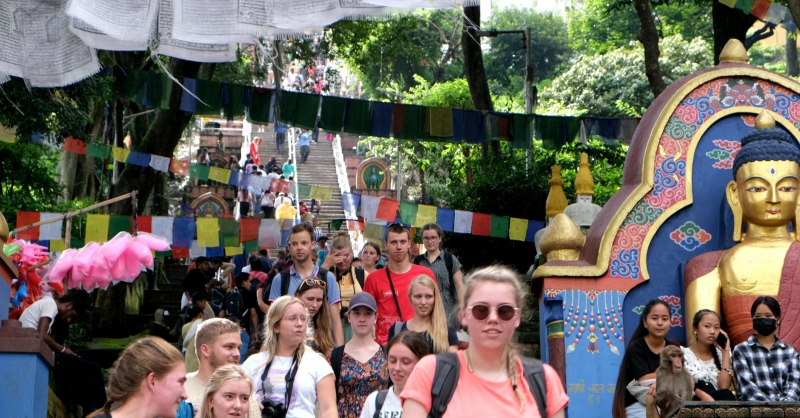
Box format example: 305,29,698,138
349,292,377,312
279,192,285,196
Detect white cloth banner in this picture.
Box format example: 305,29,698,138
453,210,473,234
149,155,171,172
361,195,380,220
258,219,281,249
151,217,173,245
189,240,204,257
66,0,158,43
39,213,63,240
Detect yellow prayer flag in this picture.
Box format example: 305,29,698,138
509,217,528,241
309,186,334,202
719,0,736,7
50,239,66,252
414,205,437,228
86,214,110,243
364,223,384,241
196,218,219,248
429,107,454,137
225,246,243,256
208,166,231,184
112,147,130,163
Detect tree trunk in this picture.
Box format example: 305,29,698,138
461,5,498,158
712,0,757,64
56,151,79,202
632,0,667,98
788,33,799,77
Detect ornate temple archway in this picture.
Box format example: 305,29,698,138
190,192,230,217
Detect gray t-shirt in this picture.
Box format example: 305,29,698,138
416,252,462,326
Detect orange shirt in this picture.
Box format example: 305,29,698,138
401,351,569,418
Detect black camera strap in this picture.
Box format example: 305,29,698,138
385,268,404,321
260,347,301,408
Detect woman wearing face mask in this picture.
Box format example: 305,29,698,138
360,331,430,418
199,365,255,418
733,296,800,401
387,275,459,354
359,242,383,276
682,309,734,401
295,278,335,356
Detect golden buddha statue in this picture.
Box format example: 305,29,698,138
685,110,800,347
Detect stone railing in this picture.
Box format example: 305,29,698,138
333,134,351,195
669,401,800,417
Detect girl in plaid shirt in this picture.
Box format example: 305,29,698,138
732,296,800,401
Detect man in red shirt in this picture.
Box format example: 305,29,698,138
363,223,436,344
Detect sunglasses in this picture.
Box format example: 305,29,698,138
300,278,327,289
468,303,519,321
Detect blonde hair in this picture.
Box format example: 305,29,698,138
330,231,352,252
88,337,184,417
296,279,335,356
408,275,450,354
260,295,307,366
195,318,242,356
198,365,254,418
460,265,528,411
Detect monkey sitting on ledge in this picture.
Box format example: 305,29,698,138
646,345,694,418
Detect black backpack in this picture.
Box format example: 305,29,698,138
413,252,454,287
331,344,387,404
223,288,244,324
328,266,366,288
427,353,548,418
372,389,390,418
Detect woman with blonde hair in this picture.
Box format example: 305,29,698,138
241,295,337,418
199,365,255,418
295,277,335,356
320,231,366,341
401,266,570,418
387,275,458,354
88,337,188,418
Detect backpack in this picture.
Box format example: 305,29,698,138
373,389,390,418
427,353,548,418
279,268,330,297
331,345,387,404
223,288,244,324
328,266,365,288
413,252,455,288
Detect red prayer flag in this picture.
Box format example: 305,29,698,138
134,216,152,233
751,0,771,19
218,213,235,219
498,115,510,140
240,218,260,243
63,137,87,154
16,211,41,240
471,213,492,236
170,159,189,176
376,198,399,222
392,103,405,134
347,219,365,231
269,179,291,195
171,246,190,259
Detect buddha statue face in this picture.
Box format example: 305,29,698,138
729,160,800,228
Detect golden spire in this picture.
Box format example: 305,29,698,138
755,110,776,130
539,214,586,261
575,153,595,196
719,39,749,64
545,165,568,220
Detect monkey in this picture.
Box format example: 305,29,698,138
646,345,694,418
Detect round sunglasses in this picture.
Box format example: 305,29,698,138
300,278,327,289
467,303,519,321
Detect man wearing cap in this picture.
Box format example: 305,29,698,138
274,192,291,212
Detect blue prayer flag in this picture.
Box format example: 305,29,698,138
173,217,196,248
126,151,151,167
437,208,455,232
526,220,545,242
370,102,393,138
463,110,486,143
341,192,361,214
451,110,464,143
206,247,224,257
280,229,291,247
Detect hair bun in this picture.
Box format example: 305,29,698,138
733,127,800,176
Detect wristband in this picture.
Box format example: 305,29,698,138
61,346,66,353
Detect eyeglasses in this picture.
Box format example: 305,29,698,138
283,315,309,323
422,236,440,241
300,278,327,289
468,304,519,321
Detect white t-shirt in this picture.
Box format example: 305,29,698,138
242,350,333,418
20,298,58,332
360,389,402,418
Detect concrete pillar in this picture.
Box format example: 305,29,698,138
0,319,55,418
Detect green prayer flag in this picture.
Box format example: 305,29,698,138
278,91,298,124
159,74,173,110
247,88,273,125
243,239,259,253
344,99,371,135
114,67,148,103
189,164,211,180
108,215,131,239
320,96,347,132
154,249,172,258
86,143,110,159
71,238,84,248
400,201,418,225
224,84,246,119
735,0,755,13
331,219,344,231
195,80,224,115
490,215,510,238
294,93,320,129
395,105,423,140
297,183,312,196
510,114,533,149
219,219,239,247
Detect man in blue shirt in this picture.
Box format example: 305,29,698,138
297,130,311,163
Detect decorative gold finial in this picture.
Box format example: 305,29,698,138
545,165,569,220
755,110,776,130
719,39,749,64
539,214,586,261
0,211,8,252
575,153,595,196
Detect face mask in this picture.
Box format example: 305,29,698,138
753,317,778,336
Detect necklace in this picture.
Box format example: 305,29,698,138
464,349,506,382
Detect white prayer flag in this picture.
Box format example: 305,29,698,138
453,210,473,234
190,240,204,257
39,213,63,240
151,217,173,245
149,155,171,172
361,195,380,220
259,219,281,249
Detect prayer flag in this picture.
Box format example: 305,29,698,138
331,219,344,231
247,88,273,124
510,114,534,149
135,216,152,233
196,218,219,248
344,99,372,135
112,147,130,163
400,202,418,225
270,178,291,195
309,186,333,202
243,239,259,254
50,239,66,252
509,218,528,241
219,218,239,247
86,214,110,243
149,155,170,172
180,78,224,115
280,230,291,248
126,151,150,167
437,208,455,232
526,220,545,242
225,246,243,256
297,183,312,196
415,205,437,228
765,3,788,23
108,215,131,239
719,0,736,6
783,8,798,31
490,215,510,238
364,222,385,241
239,172,251,189
239,218,260,243
86,143,110,159
173,217,196,248
735,0,755,13
277,91,299,124
376,198,399,222
463,110,486,143
472,213,492,236
361,195,380,219
14,212,40,241
171,246,189,259
229,171,240,187
342,192,361,215
207,246,225,257
429,107,454,137
249,175,267,192
370,102,394,138
152,217,173,245
294,93,321,129
39,213,63,240
170,159,190,176
223,83,247,119
320,96,347,132
189,164,211,180
258,219,281,249
208,166,231,184
751,0,771,19
453,210,473,234
190,240,204,258
348,219,365,231
395,104,425,140
63,137,87,154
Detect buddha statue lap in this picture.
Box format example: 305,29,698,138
685,111,800,348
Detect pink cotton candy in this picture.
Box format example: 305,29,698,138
130,237,155,269
134,232,170,252
49,249,77,283
101,232,133,268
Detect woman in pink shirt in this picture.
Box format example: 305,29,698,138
400,265,569,418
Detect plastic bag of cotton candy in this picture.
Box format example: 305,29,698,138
49,232,170,291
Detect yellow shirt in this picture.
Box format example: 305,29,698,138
337,267,363,307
